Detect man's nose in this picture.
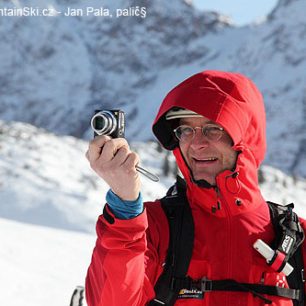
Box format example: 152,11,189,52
190,129,210,148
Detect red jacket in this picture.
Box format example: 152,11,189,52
86,71,306,306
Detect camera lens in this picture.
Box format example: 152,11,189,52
91,111,117,136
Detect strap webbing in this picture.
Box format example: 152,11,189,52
149,177,194,306
172,277,301,303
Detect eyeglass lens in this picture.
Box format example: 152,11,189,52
175,125,223,142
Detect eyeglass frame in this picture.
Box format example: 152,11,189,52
173,124,225,143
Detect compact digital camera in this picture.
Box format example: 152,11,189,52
91,109,125,138
90,108,159,182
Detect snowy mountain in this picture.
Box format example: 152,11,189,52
1,0,305,176
0,0,230,136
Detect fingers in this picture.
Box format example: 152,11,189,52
105,145,140,173
123,152,140,173
100,138,128,163
111,146,130,166
86,135,139,174
85,136,141,201
86,135,111,163
86,136,129,164
111,149,140,175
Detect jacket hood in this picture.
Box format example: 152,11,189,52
152,70,266,167
152,70,267,217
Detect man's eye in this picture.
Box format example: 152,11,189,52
208,127,220,132
182,127,194,134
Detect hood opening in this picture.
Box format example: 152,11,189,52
177,145,242,190
152,70,266,168
178,146,214,189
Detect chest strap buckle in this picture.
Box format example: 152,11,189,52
199,278,213,292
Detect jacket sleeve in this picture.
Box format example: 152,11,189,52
85,202,168,306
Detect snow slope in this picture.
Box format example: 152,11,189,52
0,217,92,306
0,120,172,232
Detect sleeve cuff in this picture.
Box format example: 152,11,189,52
106,189,144,219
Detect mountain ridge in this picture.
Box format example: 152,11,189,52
1,0,306,177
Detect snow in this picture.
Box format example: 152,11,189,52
0,121,170,232
0,217,93,306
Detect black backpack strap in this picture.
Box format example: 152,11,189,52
267,202,304,259
171,277,301,304
267,201,305,306
149,176,194,306
287,246,305,306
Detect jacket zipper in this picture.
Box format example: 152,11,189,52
214,184,233,306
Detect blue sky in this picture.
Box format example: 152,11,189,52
192,0,278,25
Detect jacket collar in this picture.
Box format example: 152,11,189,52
173,146,266,217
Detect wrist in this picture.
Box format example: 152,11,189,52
110,189,139,202
106,189,143,219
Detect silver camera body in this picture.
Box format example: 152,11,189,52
91,109,125,138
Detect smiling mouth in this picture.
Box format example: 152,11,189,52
193,157,218,163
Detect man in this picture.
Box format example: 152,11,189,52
85,70,306,305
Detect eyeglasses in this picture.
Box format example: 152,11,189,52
173,124,224,143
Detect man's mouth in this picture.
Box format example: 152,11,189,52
192,157,218,163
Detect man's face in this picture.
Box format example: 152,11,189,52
178,116,238,185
